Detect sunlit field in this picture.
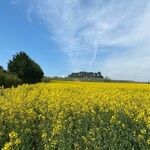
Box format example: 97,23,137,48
0,82,150,149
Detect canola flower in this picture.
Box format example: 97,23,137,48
0,82,150,149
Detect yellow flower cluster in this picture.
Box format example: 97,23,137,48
0,82,150,149
2,131,21,150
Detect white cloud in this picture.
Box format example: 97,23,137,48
17,0,150,81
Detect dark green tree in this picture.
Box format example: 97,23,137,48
8,51,44,83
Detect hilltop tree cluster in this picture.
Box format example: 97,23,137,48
68,71,103,79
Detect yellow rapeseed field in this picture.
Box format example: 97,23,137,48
0,82,150,150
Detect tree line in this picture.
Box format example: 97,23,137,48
0,51,105,88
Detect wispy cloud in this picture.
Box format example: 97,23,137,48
14,0,150,81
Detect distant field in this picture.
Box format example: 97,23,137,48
0,82,150,149
42,76,142,83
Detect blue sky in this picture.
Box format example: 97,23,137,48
0,0,71,76
0,0,150,81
